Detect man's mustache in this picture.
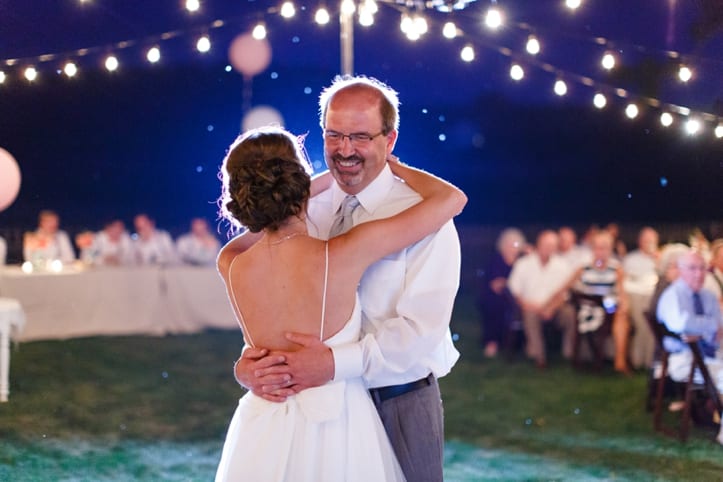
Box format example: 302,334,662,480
332,154,363,163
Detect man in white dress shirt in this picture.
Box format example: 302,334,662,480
231,76,461,482
656,250,723,444
132,214,177,265
623,226,660,368
92,220,134,266
508,230,575,368
558,226,592,270
176,218,220,266
23,210,75,264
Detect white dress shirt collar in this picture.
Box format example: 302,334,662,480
330,164,395,216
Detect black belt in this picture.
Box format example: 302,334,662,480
369,374,434,403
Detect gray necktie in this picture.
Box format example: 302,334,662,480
328,195,360,238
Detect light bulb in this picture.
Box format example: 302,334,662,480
554,79,567,96
485,8,503,29
64,62,78,77
196,35,211,53
460,45,475,62
315,7,330,25
359,10,374,27
24,66,38,81
660,112,673,127
185,0,200,12
252,23,267,40
510,64,524,81
625,104,639,119
280,1,295,18
0,71,5,84
685,118,701,135
146,46,161,63
678,65,692,82
526,36,540,55
714,124,723,138
442,21,457,39
601,52,615,70
593,93,606,109
105,55,119,71
341,0,356,15
565,0,582,10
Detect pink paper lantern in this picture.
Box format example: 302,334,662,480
228,33,272,77
0,148,21,212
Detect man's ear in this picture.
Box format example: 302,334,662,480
385,130,398,155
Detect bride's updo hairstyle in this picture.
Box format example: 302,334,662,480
220,126,312,233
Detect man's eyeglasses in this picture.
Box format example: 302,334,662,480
323,130,386,146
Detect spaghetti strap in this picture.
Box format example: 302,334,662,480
319,242,329,341
228,255,256,347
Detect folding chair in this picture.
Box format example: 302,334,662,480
646,312,723,442
570,291,613,370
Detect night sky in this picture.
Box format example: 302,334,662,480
0,0,721,237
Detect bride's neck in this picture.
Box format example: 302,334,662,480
263,216,308,243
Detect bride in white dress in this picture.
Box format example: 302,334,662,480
215,126,466,482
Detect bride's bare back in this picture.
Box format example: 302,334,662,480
223,236,358,352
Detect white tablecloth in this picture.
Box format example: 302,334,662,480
0,297,25,401
0,266,239,342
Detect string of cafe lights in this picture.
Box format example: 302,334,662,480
1,0,721,140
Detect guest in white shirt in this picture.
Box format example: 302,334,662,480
656,250,723,445
508,230,575,368
623,226,660,369
91,220,134,266
176,218,220,266
132,214,177,265
23,210,75,264
703,239,723,306
0,235,6,265
558,226,592,270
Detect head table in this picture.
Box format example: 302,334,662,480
0,265,240,342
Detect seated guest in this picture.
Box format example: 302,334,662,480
23,210,75,264
570,231,630,373
649,244,689,316
656,250,723,445
558,226,592,270
0,235,6,265
479,228,526,357
132,214,177,265
508,230,575,368
623,226,660,369
176,218,221,266
605,222,627,259
703,239,723,307
91,220,134,266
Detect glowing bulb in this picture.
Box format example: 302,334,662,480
363,0,378,14
21,262,33,274
413,15,428,35
460,45,475,62
63,62,78,77
400,14,412,34
0,71,5,84
685,118,701,135
485,8,503,29
50,260,63,273
593,93,607,109
715,124,723,139
24,66,38,82
678,65,692,82
554,79,567,96
315,7,330,25
252,23,267,40
146,46,161,63
442,22,457,39
185,0,200,12
105,55,119,71
359,10,374,27
526,36,540,55
625,103,639,119
565,0,582,10
601,52,616,70
196,35,211,53
660,112,673,127
341,0,356,15
510,64,524,81
280,1,295,18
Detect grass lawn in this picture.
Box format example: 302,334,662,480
1,295,721,481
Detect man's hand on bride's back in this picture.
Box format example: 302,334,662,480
234,347,295,403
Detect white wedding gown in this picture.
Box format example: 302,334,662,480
215,245,405,482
